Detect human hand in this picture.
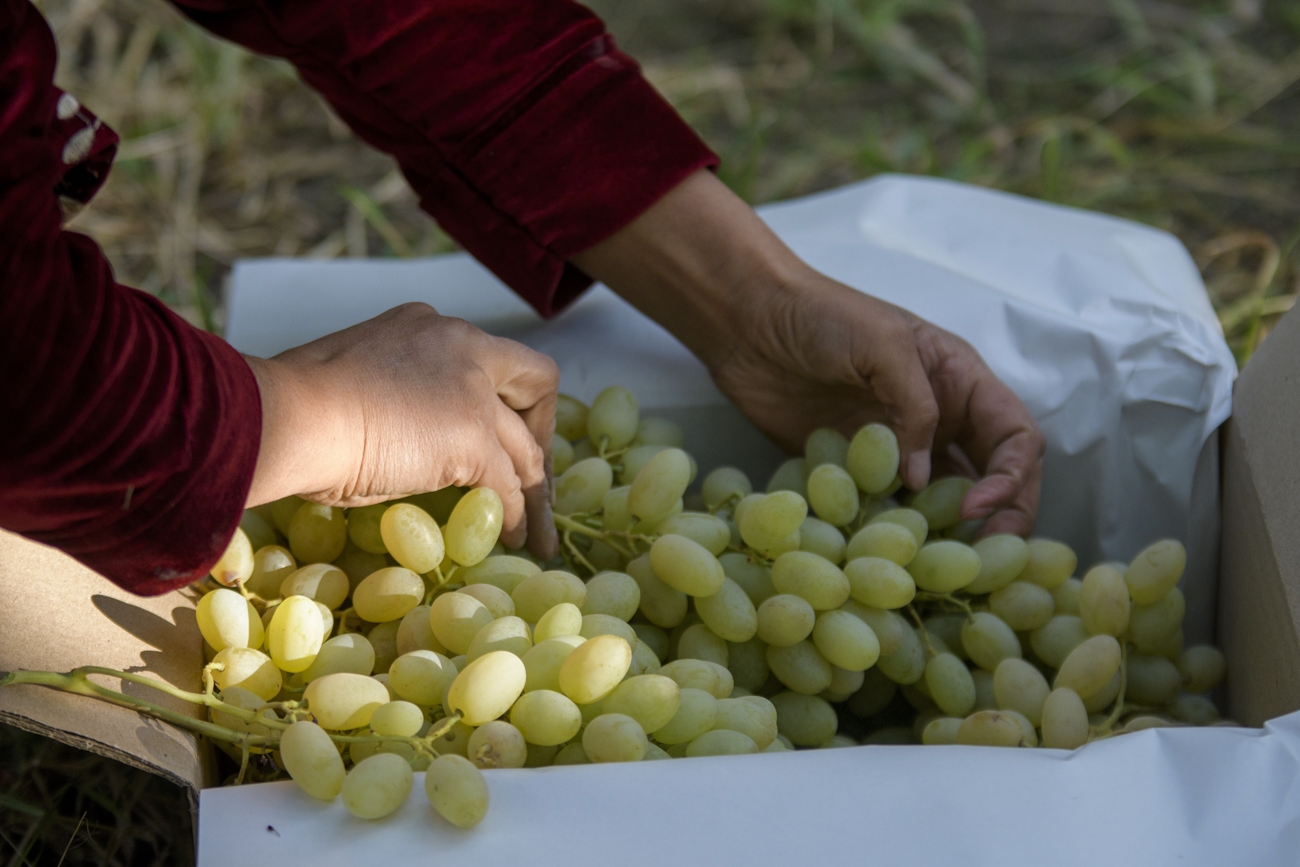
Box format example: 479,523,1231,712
243,303,559,557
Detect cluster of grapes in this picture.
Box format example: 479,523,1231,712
134,384,1231,829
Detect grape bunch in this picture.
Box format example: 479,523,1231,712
191,383,1228,828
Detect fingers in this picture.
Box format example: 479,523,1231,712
865,337,939,491
494,401,558,559
465,432,529,551
974,459,1042,538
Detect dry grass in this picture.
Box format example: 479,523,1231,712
5,0,1298,862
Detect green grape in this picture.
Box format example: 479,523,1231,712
689,578,755,644
246,545,296,598
580,614,638,647
510,690,583,745
580,571,641,622
841,602,905,656
600,675,680,733
197,588,263,652
288,503,347,565
634,417,685,448
425,754,489,829
302,633,375,682
1003,709,1039,746
907,541,982,594
1083,670,1122,714
765,458,808,497
702,467,752,509
805,427,849,469
267,595,324,673
553,743,591,765
268,495,306,535
352,567,424,624
457,583,515,619
956,710,1027,747
963,535,1030,595
341,753,413,820
721,638,765,692
868,508,928,547
1054,635,1122,699
333,544,389,593
821,665,864,704
992,658,1050,726
280,563,349,611
812,610,880,672
1125,539,1186,605
1124,654,1182,705
846,667,897,717
1079,564,1130,636
799,517,847,565
429,592,493,655
845,424,899,494
346,504,389,555
767,640,833,695
1029,616,1089,669
846,522,917,567
649,534,725,598
875,619,926,685
583,713,648,763
1127,587,1185,654
971,669,997,710
557,634,632,704
280,721,345,800
626,555,688,628
404,488,465,525
1019,539,1077,590
806,464,859,527
844,557,916,610
367,621,400,675
1168,694,1220,726
1051,577,1082,615
770,551,850,611
989,581,1055,632
467,720,528,769
587,386,639,449
380,503,444,574
369,700,424,737
211,527,255,587
555,393,589,441
961,612,1022,672
632,623,670,662
552,434,575,476
1178,645,1227,694
467,616,533,662
631,499,683,535
303,672,389,729
240,510,278,553
460,555,540,594
447,651,527,725
628,448,692,523
651,688,718,744
770,692,837,746
677,624,729,667
535,602,583,642
925,653,976,717
511,570,587,622
444,488,505,568
657,659,734,699
617,444,667,486
712,695,777,749
1040,688,1089,749
719,553,775,606
756,595,815,647
740,492,808,557
685,729,757,757
212,646,281,700
521,637,584,693
432,720,474,757
921,717,962,745
908,477,973,531
924,615,967,660
656,512,731,556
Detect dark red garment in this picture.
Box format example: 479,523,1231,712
0,0,717,595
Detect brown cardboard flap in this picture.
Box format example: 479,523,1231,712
0,529,213,795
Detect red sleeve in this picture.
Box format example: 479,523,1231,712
171,0,719,316
0,0,262,595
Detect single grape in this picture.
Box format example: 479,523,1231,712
656,513,731,556
353,567,424,623
580,571,642,622
280,563,350,611
211,528,255,587
341,753,414,820
875,621,927,685
303,672,390,729
367,620,401,674
1128,587,1185,654
211,646,281,700
1178,645,1227,694
467,720,528,769
844,557,916,610
552,434,575,476
907,541,981,594
246,545,297,598
992,657,1050,727
1029,615,1089,669
240,510,278,552
369,700,424,737
557,634,632,704
1040,688,1089,749
580,614,638,647
868,508,928,547
456,584,515,619
555,394,590,441
425,754,489,829
812,610,881,672
511,571,587,623
713,695,778,749
765,458,808,497
799,516,847,565
1018,539,1077,590
719,553,776,606
628,448,692,523
686,729,758,757
806,464,860,527
1124,654,1182,705
677,623,729,667
767,640,833,695
196,588,263,652
651,688,718,744
963,535,1030,595
1054,635,1122,699
429,591,494,655
587,386,639,450
770,692,838,746
961,612,1022,672
288,503,348,565
702,467,752,509
925,653,976,717
657,659,733,699
1124,539,1186,605
846,522,918,567
444,488,505,568
1079,563,1131,637
693,578,758,643
583,713,648,763
460,555,540,594
380,503,445,574
521,637,584,693
279,721,345,800
649,534,725,597
770,551,850,611
846,424,899,495
466,616,533,662
988,581,1055,632
267,595,325,673
302,633,376,682
956,710,1026,747
509,689,583,745
447,651,527,725
347,503,389,555
534,602,583,642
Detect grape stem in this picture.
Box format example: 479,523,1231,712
913,591,975,618
905,605,938,658
1094,641,1129,738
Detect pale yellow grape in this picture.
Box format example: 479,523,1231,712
618,444,667,486
767,640,833,695
444,488,504,568
535,602,583,641
821,665,865,702
512,571,587,623
600,674,681,733
842,602,904,656
1125,654,1182,705
580,614,638,647
368,621,401,674
429,592,493,655
922,654,974,717
677,624,729,666
1029,616,1089,669
1125,539,1186,605
583,714,648,763
963,535,1030,595
267,596,324,673
921,717,962,745
628,448,691,523
334,544,389,592
908,476,972,531
1169,694,1220,726
280,563,349,611
869,508,928,547
797,517,845,565
1002,710,1039,747
719,553,775,606
971,669,997,710
770,692,838,746
732,493,763,526
1079,564,1131,636
804,427,849,469
702,467,753,509
456,584,514,620
627,639,664,680
460,555,539,594
649,534,725,598
315,602,335,638
686,581,753,646
756,594,815,647
210,527,255,588
558,634,632,704
650,688,717,744
657,513,731,556
846,522,917,567
433,720,474,757
552,434,575,475
1179,645,1227,694
279,721,345,800
770,551,851,611
766,458,808,497
246,545,296,598
992,658,1050,727
288,503,347,565
555,393,589,441
844,557,916,610
1051,578,1082,615
988,581,1055,632
711,696,778,749
467,720,527,769
380,503,445,574
587,385,639,449
907,541,981,594
626,554,687,628
347,504,389,555
1083,671,1122,714
1018,539,1076,590
632,623,670,661
1128,587,1185,654
846,424,900,494
956,710,1025,747
212,647,281,700
521,636,584,692
739,492,808,557
684,729,756,757
369,700,424,737
197,588,263,652
303,633,375,682
425,754,489,829
303,672,389,729
580,572,641,622
657,659,734,699
371,673,395,701
553,743,591,765
1054,635,1122,699
875,621,926,685
958,612,1020,672
806,464,859,527
631,499,683,535
1039,688,1089,749
340,753,414,820
811,610,880,672
445,651,526,725
352,567,423,623
579,697,607,728
509,689,582,746
467,616,533,662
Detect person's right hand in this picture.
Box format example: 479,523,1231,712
243,302,559,558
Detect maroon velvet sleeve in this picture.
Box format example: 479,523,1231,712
172,0,719,316
0,1,262,595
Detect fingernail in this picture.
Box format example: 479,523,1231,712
907,451,931,489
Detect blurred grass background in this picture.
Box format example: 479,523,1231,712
4,0,1299,863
